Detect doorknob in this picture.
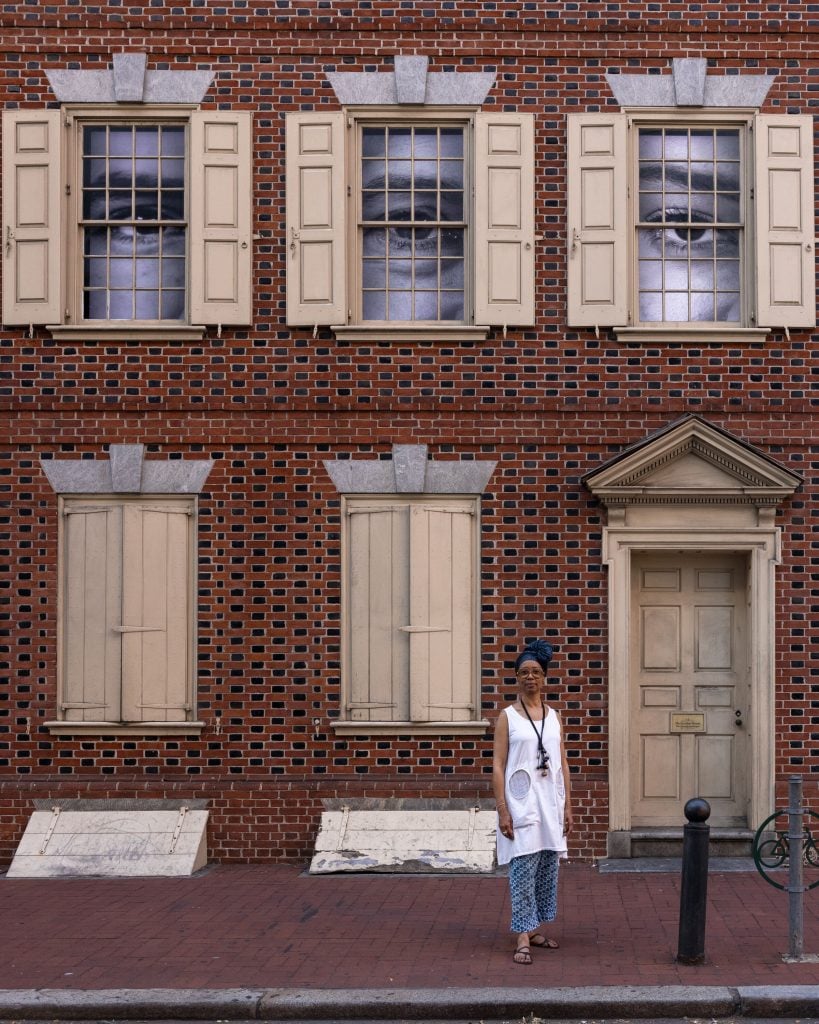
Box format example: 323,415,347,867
735,709,743,727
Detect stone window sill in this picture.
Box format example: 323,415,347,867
615,326,770,344
47,324,207,342
332,324,491,343
45,721,205,736
332,719,490,736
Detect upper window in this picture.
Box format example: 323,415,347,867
1,108,252,336
81,122,187,322
566,111,816,338
359,123,467,323
636,126,742,325
286,110,535,340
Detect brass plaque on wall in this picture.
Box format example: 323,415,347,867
670,713,706,733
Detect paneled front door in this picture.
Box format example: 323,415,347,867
630,552,749,827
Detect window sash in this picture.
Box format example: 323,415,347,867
355,120,470,325
633,121,748,327
73,116,189,324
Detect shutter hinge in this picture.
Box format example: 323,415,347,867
346,184,351,197
65,184,71,196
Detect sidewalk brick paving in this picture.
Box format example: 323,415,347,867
0,863,817,990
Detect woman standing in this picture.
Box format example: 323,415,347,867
493,640,573,964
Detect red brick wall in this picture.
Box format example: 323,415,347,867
2,2,819,865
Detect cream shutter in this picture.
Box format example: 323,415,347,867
121,504,193,723
346,505,409,721
1,109,62,325
754,114,816,329
189,110,253,325
566,112,628,327
408,503,476,723
474,112,535,326
285,111,347,326
61,505,122,721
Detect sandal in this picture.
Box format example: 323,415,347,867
530,934,559,949
513,945,532,965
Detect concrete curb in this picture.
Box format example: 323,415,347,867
0,984,817,1020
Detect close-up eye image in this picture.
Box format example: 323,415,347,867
637,127,742,323
360,124,465,321
81,123,187,320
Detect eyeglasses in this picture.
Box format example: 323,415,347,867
516,668,545,679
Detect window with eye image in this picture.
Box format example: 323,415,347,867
360,125,466,322
637,127,742,324
81,123,186,321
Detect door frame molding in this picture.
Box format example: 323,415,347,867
604,526,778,840
583,415,802,856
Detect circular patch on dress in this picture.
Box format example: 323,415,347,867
508,767,531,801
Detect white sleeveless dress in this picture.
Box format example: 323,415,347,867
496,704,568,866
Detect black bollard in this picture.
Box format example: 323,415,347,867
676,797,711,965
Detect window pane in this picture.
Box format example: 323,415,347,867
160,127,184,156
363,290,386,319
362,190,386,221
135,126,160,156
414,291,438,319
363,228,386,256
388,291,412,319
135,290,159,319
362,128,385,157
387,128,411,156
362,259,386,288
84,126,107,156
161,290,185,320
160,191,185,221
109,126,133,156
440,128,463,157
162,257,185,289
163,226,186,255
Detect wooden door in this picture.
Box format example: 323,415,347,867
630,552,748,827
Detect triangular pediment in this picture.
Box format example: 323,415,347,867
584,416,802,508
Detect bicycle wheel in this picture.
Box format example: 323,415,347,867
757,838,786,868
806,839,819,867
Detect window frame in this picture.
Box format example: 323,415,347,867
335,492,488,736
63,104,194,334
628,110,754,332
348,109,474,329
47,493,203,736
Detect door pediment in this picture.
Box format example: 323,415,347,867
584,415,801,510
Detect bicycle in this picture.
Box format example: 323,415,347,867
757,827,819,868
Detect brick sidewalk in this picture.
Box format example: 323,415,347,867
1,863,817,990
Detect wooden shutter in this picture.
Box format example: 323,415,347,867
474,112,535,326
1,110,62,325
566,112,628,327
408,503,476,723
189,110,253,325
285,111,347,326
61,505,122,721
346,505,410,721
120,504,193,723
754,114,816,329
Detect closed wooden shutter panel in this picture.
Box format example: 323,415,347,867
474,112,535,326
121,505,193,723
347,506,409,721
61,505,122,721
408,504,476,723
754,114,816,329
566,112,628,327
1,109,62,325
285,111,347,326
189,110,253,325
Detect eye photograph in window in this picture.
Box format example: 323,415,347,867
360,125,466,322
637,127,742,324
81,123,187,321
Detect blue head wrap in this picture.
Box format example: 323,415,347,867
514,639,554,673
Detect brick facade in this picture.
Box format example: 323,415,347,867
2,2,818,865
